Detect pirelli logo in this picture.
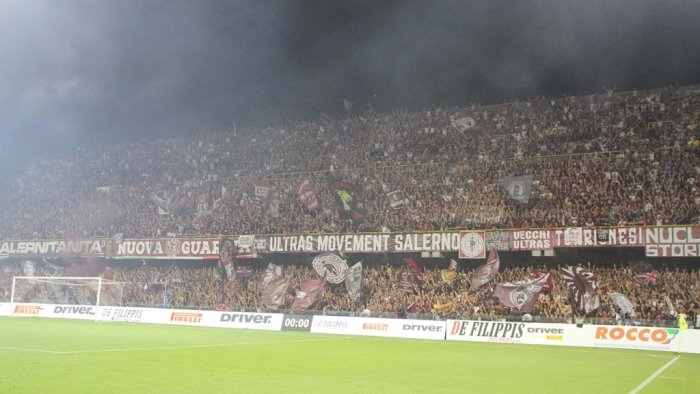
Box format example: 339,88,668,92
362,323,389,331
14,305,41,315
170,312,202,323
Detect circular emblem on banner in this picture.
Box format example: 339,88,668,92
509,287,531,309
460,232,485,258
312,253,349,284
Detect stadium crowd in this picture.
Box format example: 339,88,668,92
0,85,699,239
2,259,697,327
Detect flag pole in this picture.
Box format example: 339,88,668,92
569,288,576,325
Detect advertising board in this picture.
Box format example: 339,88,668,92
446,320,568,345
311,316,445,340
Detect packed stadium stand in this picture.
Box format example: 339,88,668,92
1,85,698,239
1,85,699,325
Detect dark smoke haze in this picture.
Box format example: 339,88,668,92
1,0,699,183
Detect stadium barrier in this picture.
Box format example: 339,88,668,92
310,315,446,340
0,302,10,317
5,304,699,353
8,303,284,331
446,320,700,354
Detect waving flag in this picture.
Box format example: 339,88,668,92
561,266,600,313
494,278,545,313
610,292,635,317
261,276,290,310
386,190,407,211
312,253,349,284
441,259,458,283
403,257,424,282
635,271,657,285
329,179,368,220
345,262,363,303
395,271,415,293
433,301,455,314
498,175,533,203
469,248,500,291
533,269,553,292
291,274,327,310
261,263,283,289
218,237,236,280
296,179,320,211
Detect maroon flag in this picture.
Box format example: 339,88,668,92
296,179,320,211
469,248,500,291
560,266,600,313
533,269,553,293
395,271,415,293
291,274,327,310
403,257,424,282
261,276,290,309
494,277,546,313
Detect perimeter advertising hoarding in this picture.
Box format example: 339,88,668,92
9,304,284,331
97,306,157,323
11,303,98,320
0,303,10,317
446,320,568,346
446,320,700,354
311,316,446,340
585,325,690,353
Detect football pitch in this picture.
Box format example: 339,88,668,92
0,318,698,393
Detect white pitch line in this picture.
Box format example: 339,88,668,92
60,337,349,355
0,346,64,354
628,356,679,394
525,345,672,359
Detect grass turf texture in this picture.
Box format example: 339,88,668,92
1,318,698,393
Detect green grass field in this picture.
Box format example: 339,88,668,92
0,318,698,393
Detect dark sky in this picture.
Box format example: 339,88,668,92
1,0,700,181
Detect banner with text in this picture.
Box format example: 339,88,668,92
0,239,107,259
645,226,700,257
311,316,446,340
2,225,699,259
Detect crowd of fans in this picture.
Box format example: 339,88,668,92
0,85,699,325
0,85,698,239
1,259,696,327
